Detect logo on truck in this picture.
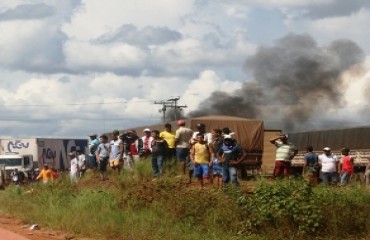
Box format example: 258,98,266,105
7,140,30,152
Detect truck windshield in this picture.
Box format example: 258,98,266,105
0,158,22,166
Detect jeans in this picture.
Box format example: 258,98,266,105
152,155,164,177
340,171,351,185
321,172,339,185
222,165,239,186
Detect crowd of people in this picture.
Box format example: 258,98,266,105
30,123,370,188
270,133,368,186
59,120,246,188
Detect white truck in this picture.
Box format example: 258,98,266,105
0,138,88,172
0,153,33,184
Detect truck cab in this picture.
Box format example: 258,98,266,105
0,152,34,183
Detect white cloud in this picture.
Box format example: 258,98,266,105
0,0,369,137
62,0,194,41
64,40,146,72
307,9,370,52
182,70,242,110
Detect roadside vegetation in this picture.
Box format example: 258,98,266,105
1,159,370,240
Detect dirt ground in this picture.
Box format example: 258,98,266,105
0,214,93,240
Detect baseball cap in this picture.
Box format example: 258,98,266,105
323,147,331,151
143,128,151,132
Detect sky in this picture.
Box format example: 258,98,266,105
1,0,370,138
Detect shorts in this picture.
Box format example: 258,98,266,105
109,159,120,167
194,164,210,179
274,160,291,177
88,155,97,168
176,148,189,162
98,157,108,172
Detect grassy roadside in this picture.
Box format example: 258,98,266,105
1,159,370,240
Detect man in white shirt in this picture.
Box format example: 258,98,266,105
318,147,339,185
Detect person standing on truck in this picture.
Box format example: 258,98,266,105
88,133,100,170
270,134,298,178
36,164,53,184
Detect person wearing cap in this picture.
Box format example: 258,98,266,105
36,164,53,184
159,123,176,160
218,134,246,187
69,152,79,183
141,128,154,157
175,119,193,177
339,148,354,185
318,147,339,185
190,123,212,145
109,130,124,173
270,134,298,178
88,133,100,170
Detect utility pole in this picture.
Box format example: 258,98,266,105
154,97,187,123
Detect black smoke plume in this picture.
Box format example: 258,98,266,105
188,33,365,132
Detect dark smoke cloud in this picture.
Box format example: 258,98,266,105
188,33,365,132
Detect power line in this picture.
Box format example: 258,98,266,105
0,99,154,107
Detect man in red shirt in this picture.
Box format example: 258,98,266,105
340,147,354,185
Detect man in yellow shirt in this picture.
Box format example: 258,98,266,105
190,133,212,188
160,123,176,160
36,164,53,184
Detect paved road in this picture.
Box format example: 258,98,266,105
0,227,30,240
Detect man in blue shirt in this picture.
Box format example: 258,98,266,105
88,133,100,170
